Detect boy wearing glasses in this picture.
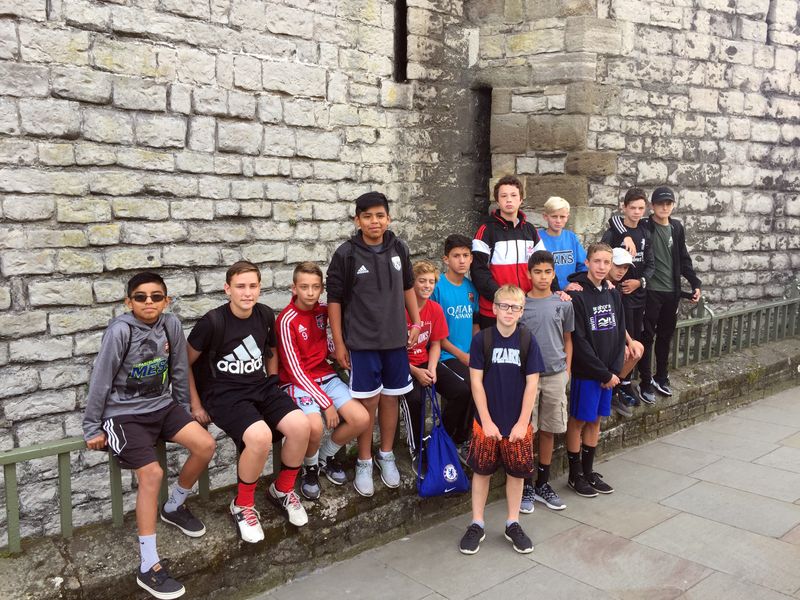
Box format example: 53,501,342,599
83,272,216,600
459,285,544,556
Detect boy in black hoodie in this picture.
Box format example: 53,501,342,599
566,243,626,498
602,187,654,406
327,192,422,497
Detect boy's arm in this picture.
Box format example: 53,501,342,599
83,325,126,445
642,229,655,282
564,331,573,375
166,315,191,409
277,317,333,410
677,223,702,300
186,343,211,425
509,373,539,443
470,230,499,303
267,346,278,376
428,340,441,382
609,215,637,256
328,302,349,369
469,368,501,440
440,338,469,366
404,288,421,346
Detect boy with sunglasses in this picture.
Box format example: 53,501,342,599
83,272,216,600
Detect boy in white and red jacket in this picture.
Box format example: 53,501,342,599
277,262,370,500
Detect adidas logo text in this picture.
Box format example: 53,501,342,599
217,335,264,375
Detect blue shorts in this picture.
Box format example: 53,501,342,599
283,375,352,415
349,347,413,398
569,377,612,422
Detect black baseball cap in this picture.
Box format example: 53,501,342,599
651,186,675,204
355,191,389,215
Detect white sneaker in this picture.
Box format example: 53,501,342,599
376,451,400,488
229,499,264,543
268,483,308,527
354,459,374,497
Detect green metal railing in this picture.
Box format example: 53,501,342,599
2,298,799,553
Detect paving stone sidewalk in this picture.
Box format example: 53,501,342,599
256,386,800,600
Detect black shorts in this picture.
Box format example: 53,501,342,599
466,419,534,479
102,403,193,470
205,381,300,452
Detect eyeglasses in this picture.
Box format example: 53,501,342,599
130,293,166,303
494,302,523,313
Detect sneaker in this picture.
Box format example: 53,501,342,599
319,455,347,486
586,471,614,494
639,380,656,405
229,499,264,543
520,483,535,514
159,504,206,538
376,451,400,488
504,522,534,554
300,465,321,500
534,482,567,510
354,460,374,497
611,392,633,418
653,377,673,396
621,383,641,406
267,483,308,526
458,523,485,555
568,474,598,498
136,562,185,600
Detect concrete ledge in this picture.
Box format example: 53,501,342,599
2,338,799,600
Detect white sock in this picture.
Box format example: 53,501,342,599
163,483,191,513
304,452,319,467
320,439,342,461
139,534,159,573
378,449,394,460
357,458,373,466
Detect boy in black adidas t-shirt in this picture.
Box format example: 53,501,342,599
459,285,545,556
187,261,311,542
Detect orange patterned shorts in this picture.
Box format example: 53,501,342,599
466,419,534,478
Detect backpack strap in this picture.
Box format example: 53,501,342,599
253,303,274,360
205,305,226,379
482,327,493,376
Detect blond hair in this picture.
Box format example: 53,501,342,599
586,242,613,259
494,284,524,305
412,260,439,280
543,196,570,214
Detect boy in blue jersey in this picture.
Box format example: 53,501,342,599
459,284,544,555
537,196,587,290
431,234,479,456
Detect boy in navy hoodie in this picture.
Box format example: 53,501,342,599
327,192,422,497
565,243,626,498
83,272,215,600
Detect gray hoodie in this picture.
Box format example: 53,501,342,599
82,312,190,441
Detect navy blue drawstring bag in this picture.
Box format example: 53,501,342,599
417,385,470,497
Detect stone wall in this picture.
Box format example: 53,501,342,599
469,0,800,305
0,0,486,543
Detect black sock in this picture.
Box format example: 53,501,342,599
581,444,596,478
568,451,581,480
536,463,550,488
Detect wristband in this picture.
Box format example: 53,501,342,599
411,323,422,330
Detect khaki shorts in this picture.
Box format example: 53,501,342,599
531,370,569,434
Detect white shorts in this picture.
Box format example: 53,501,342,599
283,375,352,415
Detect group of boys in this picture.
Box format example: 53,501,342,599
81,179,701,597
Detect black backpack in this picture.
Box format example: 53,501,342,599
191,303,275,404
481,324,532,376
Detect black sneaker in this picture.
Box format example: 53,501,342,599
611,392,633,418
586,471,614,494
319,455,347,486
568,474,598,498
300,465,321,500
136,562,185,600
504,522,534,554
639,380,656,405
458,523,485,555
160,504,206,538
620,383,641,406
653,377,673,396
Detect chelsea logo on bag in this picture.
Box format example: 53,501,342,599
443,463,458,483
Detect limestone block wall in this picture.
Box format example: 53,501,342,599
469,0,800,304
0,0,483,541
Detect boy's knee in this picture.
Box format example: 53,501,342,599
243,425,272,451
137,462,163,488
197,435,216,460
283,411,311,439
308,415,323,439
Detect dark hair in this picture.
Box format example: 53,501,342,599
493,175,524,202
527,250,554,270
127,272,167,297
443,234,472,256
293,261,323,283
355,191,390,216
623,187,647,205
226,260,261,284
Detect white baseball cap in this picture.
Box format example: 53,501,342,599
612,247,634,266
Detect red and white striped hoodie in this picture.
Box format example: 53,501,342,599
276,300,335,410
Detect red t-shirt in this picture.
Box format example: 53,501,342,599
406,299,448,366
